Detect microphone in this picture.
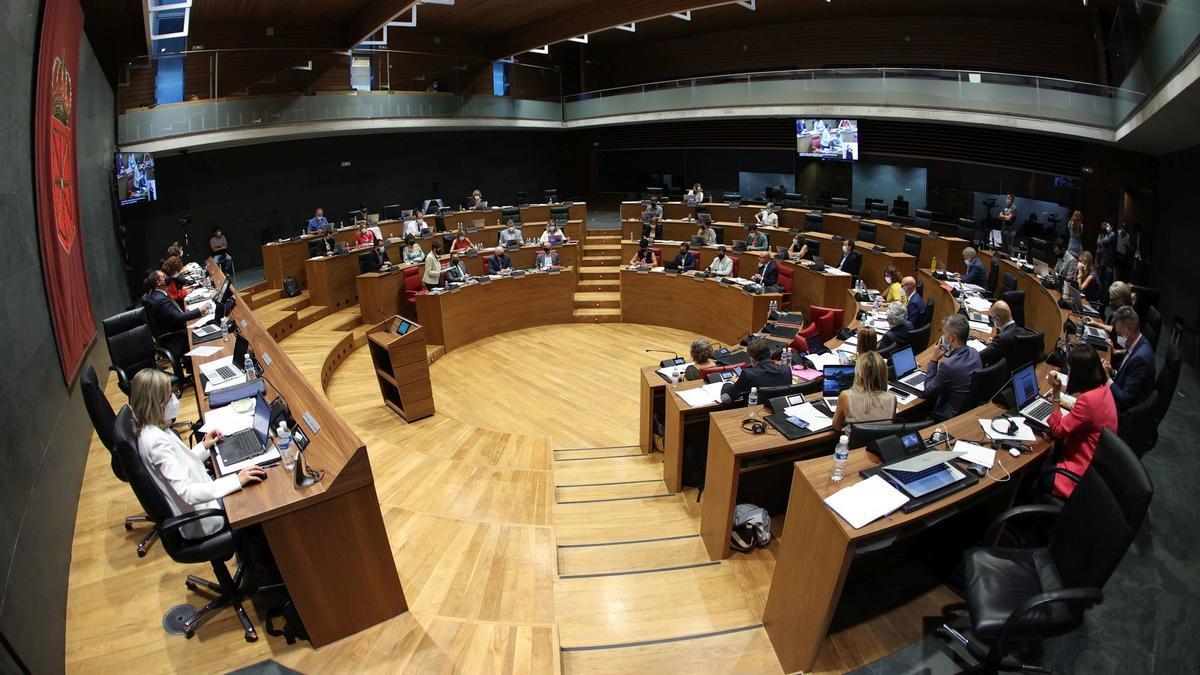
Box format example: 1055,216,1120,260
645,349,679,358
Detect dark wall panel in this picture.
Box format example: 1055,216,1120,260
1150,147,1200,333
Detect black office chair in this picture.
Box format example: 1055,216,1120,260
892,199,910,217
1143,305,1162,352
939,429,1153,673
1002,272,1017,295
1009,331,1045,372
877,341,901,360
81,365,160,556
1028,237,1048,263
1130,284,1159,318
805,212,823,232
139,295,191,382
358,252,375,274
957,217,977,242
514,191,528,206
1118,390,1159,458
921,299,935,330
909,322,932,351
1000,290,1026,328
501,206,521,224
1153,343,1181,424
848,419,936,451
112,406,276,642
985,259,1000,298
903,233,922,257
829,197,849,212
857,221,877,244
870,207,890,220
967,358,1009,410
102,308,181,396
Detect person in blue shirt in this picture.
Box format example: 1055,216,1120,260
960,246,987,287
307,208,329,233
673,243,697,272
1106,306,1155,412
901,276,926,326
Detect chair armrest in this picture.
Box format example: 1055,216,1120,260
155,346,179,366
108,364,130,387
1049,467,1081,484
997,586,1103,650
158,508,228,536
985,504,1063,542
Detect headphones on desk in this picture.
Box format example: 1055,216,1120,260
741,418,768,435
990,416,1019,435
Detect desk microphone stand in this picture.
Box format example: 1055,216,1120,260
293,449,322,488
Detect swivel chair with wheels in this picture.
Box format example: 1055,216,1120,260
103,307,182,395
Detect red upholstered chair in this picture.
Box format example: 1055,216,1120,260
776,264,793,302
797,322,820,347
650,247,663,266
810,306,845,344
788,333,810,355
403,265,424,305
698,364,740,381
730,257,740,278
482,254,493,271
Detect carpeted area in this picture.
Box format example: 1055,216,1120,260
853,358,1199,674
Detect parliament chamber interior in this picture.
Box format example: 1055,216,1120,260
7,0,1200,673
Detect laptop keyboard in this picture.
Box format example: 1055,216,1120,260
214,365,237,380
886,461,947,482
1023,399,1054,421
219,432,264,464
901,371,927,386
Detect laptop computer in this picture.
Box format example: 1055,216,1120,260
810,256,826,271
819,365,856,413
1010,363,1055,430
691,235,706,247
1080,322,1109,346
888,346,927,394
882,451,968,499
199,334,250,387
214,395,272,466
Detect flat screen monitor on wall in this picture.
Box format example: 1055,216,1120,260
796,119,859,160
116,152,157,206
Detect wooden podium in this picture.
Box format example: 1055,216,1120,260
367,316,435,422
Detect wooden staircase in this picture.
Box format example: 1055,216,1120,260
575,228,623,323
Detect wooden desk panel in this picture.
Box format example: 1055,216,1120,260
412,270,576,351
358,269,412,325
905,228,968,274
444,209,502,231
873,221,908,252
620,219,801,252
821,213,859,240
620,270,780,345
859,248,916,291
305,249,372,310
262,220,416,289
979,253,1069,355
459,242,579,276
790,262,853,315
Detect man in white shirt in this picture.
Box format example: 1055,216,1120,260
708,246,734,277
756,202,779,227
686,183,705,203
403,210,426,237
499,219,523,246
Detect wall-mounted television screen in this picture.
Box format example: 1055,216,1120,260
796,119,859,160
116,152,157,205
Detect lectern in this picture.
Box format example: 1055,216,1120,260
367,316,435,421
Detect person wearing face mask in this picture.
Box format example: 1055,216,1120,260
402,234,424,264
537,243,560,270
132,369,265,540
673,242,697,272
959,247,987,287
210,226,233,273
836,239,862,277
920,313,981,421
708,245,733,276
144,268,210,377
978,300,1029,368
1052,238,1077,280
307,207,329,233
468,188,485,210
686,182,705,203
998,193,1016,231
756,202,779,227
450,227,474,252
745,223,769,251
356,222,377,247
402,210,425,238
1042,344,1117,498
499,219,523,247
696,220,717,246
444,251,470,283
901,275,926,326
423,241,445,287
1075,251,1100,305
751,253,778,286
882,265,905,303
1106,306,1154,413
787,234,809,262
629,239,656,267
878,301,912,351
488,246,512,274
1095,220,1118,294
365,240,390,272
539,222,567,245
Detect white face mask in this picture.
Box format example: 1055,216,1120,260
884,276,892,285
163,393,180,421
964,259,971,268
842,246,849,255
1117,333,1128,348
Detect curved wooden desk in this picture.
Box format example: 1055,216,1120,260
619,269,781,346
979,253,1071,354
412,269,577,352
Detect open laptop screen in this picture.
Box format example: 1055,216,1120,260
1012,364,1039,408
891,346,917,378
823,365,855,397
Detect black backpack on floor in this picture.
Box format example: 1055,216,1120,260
282,276,301,298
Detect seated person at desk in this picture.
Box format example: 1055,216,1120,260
707,246,733,276
1087,281,1133,363
316,228,338,256
423,241,445,287
210,227,232,272
307,207,329,233
720,339,791,403
444,252,470,283
786,234,808,261
836,239,862,276
354,204,370,224
1043,344,1117,498
1075,251,1101,305
629,240,656,266
499,219,523,247
686,183,705,203
960,247,987,287
979,300,1027,368
744,224,769,251
539,222,568,245
920,314,982,421
697,221,717,246
355,222,377,247
672,243,697,272
832,352,897,432
901,276,926,326
132,369,265,539
882,265,905,303
161,256,190,306
450,227,474,252
1052,238,1077,279
878,302,913,351
849,326,878,359
536,243,560,270
144,269,211,373
488,246,513,274
751,255,778,286
467,188,485,210
756,202,779,227
365,240,391,272
1106,306,1155,413
402,234,425,264
683,338,716,381
402,210,425,238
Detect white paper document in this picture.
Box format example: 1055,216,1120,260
655,362,692,380
804,352,845,369
824,475,910,529
979,417,1037,442
966,339,987,352
823,267,850,276
185,345,223,358
781,402,833,432
965,296,993,313
677,387,721,407
969,321,992,335
954,440,996,468
199,401,256,435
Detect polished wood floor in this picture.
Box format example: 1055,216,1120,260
65,314,787,673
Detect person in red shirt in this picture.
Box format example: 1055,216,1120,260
1044,344,1118,499
450,227,474,252
161,256,190,307
355,222,377,247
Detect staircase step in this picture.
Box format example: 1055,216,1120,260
580,267,619,281
295,304,329,327
583,243,622,252
588,234,622,242
579,279,620,291
574,308,622,323
250,288,283,308
582,255,621,264
574,292,621,309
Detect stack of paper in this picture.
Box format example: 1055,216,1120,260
204,373,248,394
965,296,993,313
781,402,833,432
824,475,910,529
199,401,256,435
655,362,692,380
676,382,726,408
185,345,223,358
968,320,992,334
792,366,822,381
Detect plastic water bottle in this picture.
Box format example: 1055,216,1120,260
831,434,850,482
244,353,256,380
782,348,792,368
277,422,295,469
747,387,759,416
769,299,778,315
671,367,680,384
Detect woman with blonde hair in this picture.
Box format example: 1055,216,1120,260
831,351,897,432
131,369,264,539
1067,210,1084,256
1076,251,1101,305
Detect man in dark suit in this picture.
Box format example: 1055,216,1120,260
364,241,390,272
1106,306,1155,412
1095,220,1118,292
444,252,470,283
960,246,987,287
487,246,512,274
144,269,209,376
720,339,791,403
978,300,1027,367
878,301,913,351
836,238,862,277
901,276,926,326
921,314,982,421
751,255,778,287
673,242,697,272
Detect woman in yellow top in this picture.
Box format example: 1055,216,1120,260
882,265,905,303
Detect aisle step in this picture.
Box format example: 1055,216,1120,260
561,626,781,674
249,288,282,308
295,305,329,327
554,479,671,505
553,453,661,486
555,493,696,546
573,292,620,309
574,308,621,323
557,533,708,576
426,344,446,364
579,267,619,281
578,279,620,292
583,243,621,252
582,255,621,265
